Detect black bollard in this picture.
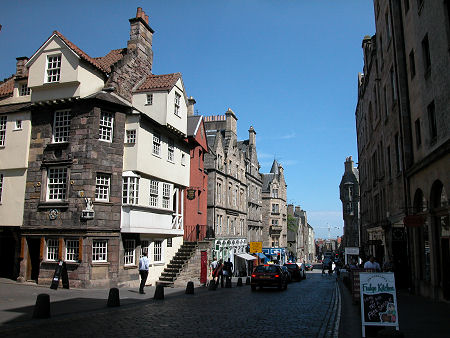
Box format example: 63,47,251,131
33,293,50,319
237,277,243,287
107,287,120,307
154,284,165,300
245,277,251,285
208,280,217,291
185,281,194,294
225,277,232,288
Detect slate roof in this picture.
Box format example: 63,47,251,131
262,173,275,192
84,91,131,107
270,159,280,174
134,73,181,92
0,102,32,114
0,76,14,99
187,115,202,137
94,48,127,73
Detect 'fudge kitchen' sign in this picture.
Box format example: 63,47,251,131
359,272,399,337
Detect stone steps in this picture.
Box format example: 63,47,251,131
156,242,198,287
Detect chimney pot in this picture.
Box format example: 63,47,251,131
145,15,149,24
136,7,142,18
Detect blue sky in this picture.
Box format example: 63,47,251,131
0,0,375,239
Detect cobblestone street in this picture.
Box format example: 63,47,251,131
0,271,339,337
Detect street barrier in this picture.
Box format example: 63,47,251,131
107,287,120,307
237,277,243,286
154,285,164,300
33,293,50,319
185,281,194,294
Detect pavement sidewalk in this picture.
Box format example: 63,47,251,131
0,278,196,327
338,276,450,337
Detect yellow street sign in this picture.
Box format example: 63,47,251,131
250,242,262,253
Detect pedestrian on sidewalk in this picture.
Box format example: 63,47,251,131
363,255,381,272
214,259,224,287
139,250,150,294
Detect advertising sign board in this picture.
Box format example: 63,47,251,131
249,242,262,253
360,272,399,337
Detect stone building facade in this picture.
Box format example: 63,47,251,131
261,160,287,248
1,7,194,288
357,0,450,299
238,126,263,243
204,110,248,269
339,156,360,248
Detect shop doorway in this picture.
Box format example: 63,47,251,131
27,238,41,282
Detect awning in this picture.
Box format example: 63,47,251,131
256,253,267,259
236,253,257,261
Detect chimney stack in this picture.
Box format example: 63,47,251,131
345,156,354,173
16,57,29,77
187,96,196,116
128,7,154,63
248,126,256,146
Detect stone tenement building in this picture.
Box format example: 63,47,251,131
287,204,315,263
261,160,287,248
339,156,360,248
356,0,449,300
0,8,193,288
204,110,249,270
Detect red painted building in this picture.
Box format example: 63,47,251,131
184,105,208,242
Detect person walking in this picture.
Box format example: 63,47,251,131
364,256,381,272
139,249,150,294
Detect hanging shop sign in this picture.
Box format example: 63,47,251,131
249,241,262,253
187,188,196,200
360,272,399,337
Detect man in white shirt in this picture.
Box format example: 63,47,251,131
139,250,150,294
364,256,381,271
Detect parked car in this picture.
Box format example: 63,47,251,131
281,266,292,283
283,263,302,281
251,264,288,291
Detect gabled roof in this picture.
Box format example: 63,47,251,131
0,76,14,99
262,173,275,192
27,31,110,74
94,48,127,73
134,73,181,93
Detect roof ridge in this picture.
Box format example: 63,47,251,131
52,30,110,74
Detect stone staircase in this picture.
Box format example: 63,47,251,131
156,242,197,287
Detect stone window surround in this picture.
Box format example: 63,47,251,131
123,239,136,266
92,239,108,263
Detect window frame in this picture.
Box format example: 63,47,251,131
162,183,171,209
152,132,161,156
46,238,59,261
167,138,174,162
122,175,139,205
52,110,71,143
99,111,114,143
153,240,163,263
174,92,181,116
65,239,79,262
46,54,61,83
146,93,153,105
123,239,136,266
421,34,431,75
149,179,159,207
92,240,108,263
126,129,136,144
47,167,68,201
0,116,7,146
19,83,31,96
95,173,111,202
0,173,3,203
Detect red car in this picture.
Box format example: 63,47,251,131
251,264,288,291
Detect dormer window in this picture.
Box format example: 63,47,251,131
46,55,61,83
19,84,31,96
174,92,181,116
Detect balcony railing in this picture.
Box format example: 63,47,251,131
184,224,215,242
